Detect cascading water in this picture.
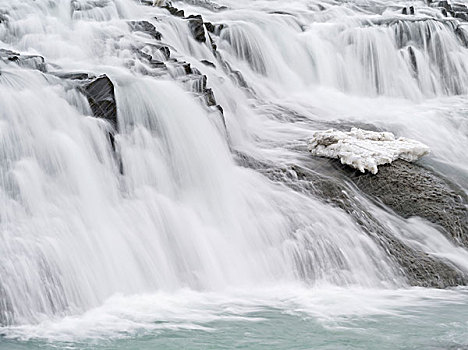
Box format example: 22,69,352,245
0,0,467,349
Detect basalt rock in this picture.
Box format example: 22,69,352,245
204,22,225,35
235,152,468,288
455,12,468,21
339,160,468,247
182,0,228,12
186,15,206,43
51,72,92,80
201,59,216,68
401,7,415,15
75,75,119,154
0,49,47,72
81,75,117,127
129,20,162,40
164,5,184,17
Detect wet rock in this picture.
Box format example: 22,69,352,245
182,0,228,12
129,20,162,40
438,0,452,11
235,152,468,288
204,22,215,33
158,46,171,60
204,88,216,106
455,25,468,46
455,12,468,21
51,72,92,80
222,60,249,89
339,160,468,247
164,5,185,17
0,49,47,72
408,46,418,74
201,59,215,68
71,0,109,11
182,62,192,75
204,22,225,35
81,75,117,126
0,11,7,24
186,15,206,43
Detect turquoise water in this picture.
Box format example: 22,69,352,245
2,287,467,349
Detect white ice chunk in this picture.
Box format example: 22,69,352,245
308,128,430,174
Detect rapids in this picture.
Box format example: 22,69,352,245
0,0,467,348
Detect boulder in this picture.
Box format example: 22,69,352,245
81,75,117,126
0,49,47,72
201,59,216,68
339,160,468,247
186,15,206,42
129,20,162,40
164,5,184,17
235,152,468,288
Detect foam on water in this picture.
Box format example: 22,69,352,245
2,286,467,342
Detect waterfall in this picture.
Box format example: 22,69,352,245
0,0,467,332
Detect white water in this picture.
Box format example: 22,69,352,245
0,0,467,344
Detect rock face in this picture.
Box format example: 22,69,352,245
81,75,117,126
129,20,162,40
78,74,119,157
340,160,468,247
429,0,468,20
186,15,207,43
236,151,468,288
0,49,47,72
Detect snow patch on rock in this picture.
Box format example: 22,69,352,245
308,128,430,174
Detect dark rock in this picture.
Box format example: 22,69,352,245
408,46,418,74
339,160,468,247
129,20,162,40
204,22,215,33
456,25,468,46
182,0,227,12
410,6,415,14
204,88,216,106
0,49,47,72
452,4,468,12
51,72,92,80
438,0,452,11
164,5,185,17
81,75,117,126
236,153,468,288
201,59,215,68
204,22,225,35
402,7,408,15
455,12,468,21
158,46,171,60
186,15,206,43
182,62,192,75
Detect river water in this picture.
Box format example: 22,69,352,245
0,0,467,348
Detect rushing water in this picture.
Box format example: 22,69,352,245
0,0,467,348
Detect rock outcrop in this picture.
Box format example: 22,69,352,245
236,151,468,288
0,49,47,72
80,75,117,126
339,160,468,247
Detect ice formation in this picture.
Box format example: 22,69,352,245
308,128,430,174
